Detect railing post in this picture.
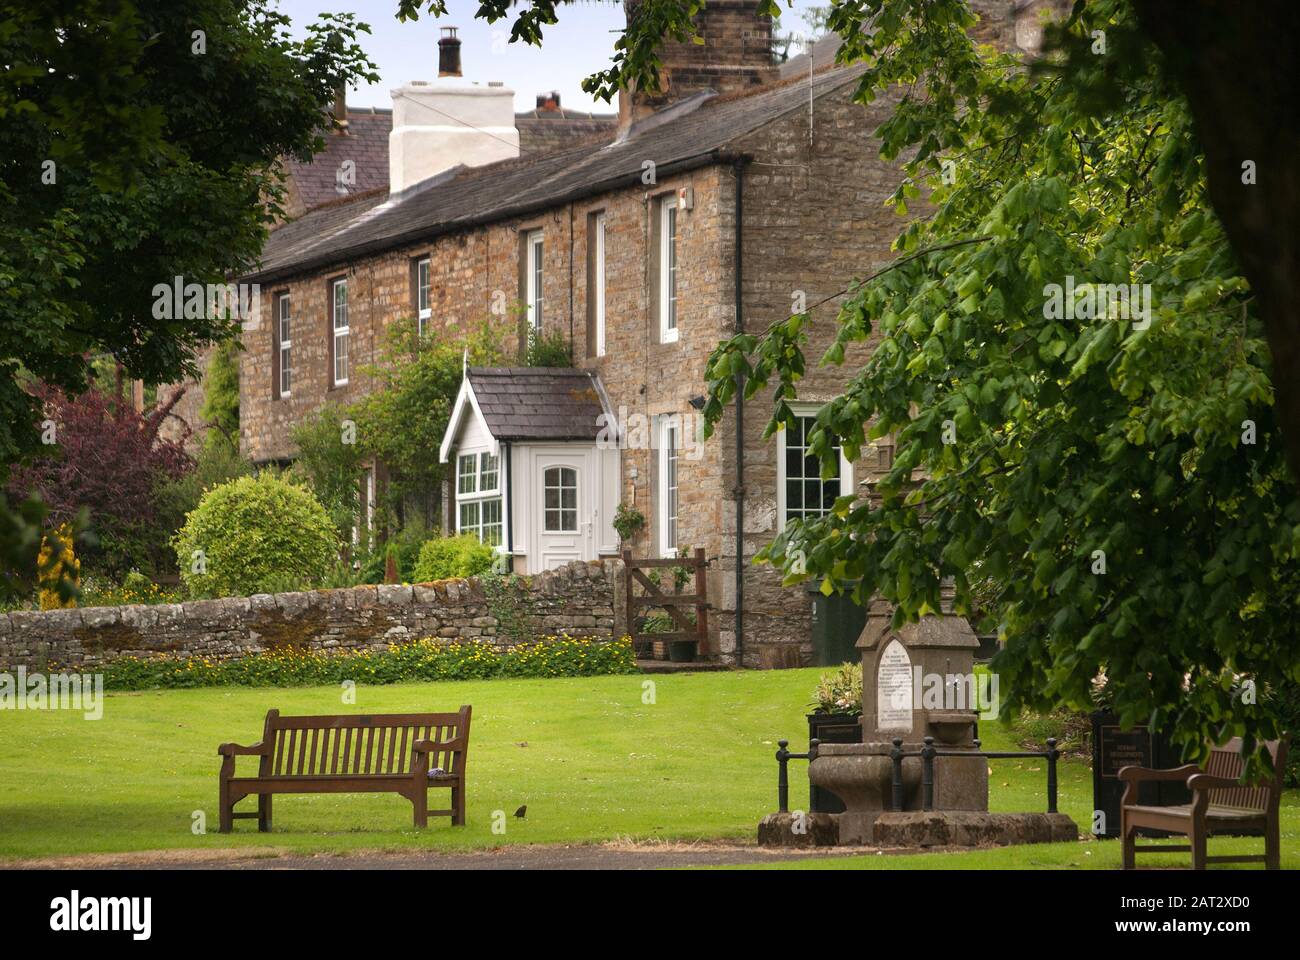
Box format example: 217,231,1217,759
890,737,905,812
1046,737,1059,814
921,736,936,812
776,739,790,813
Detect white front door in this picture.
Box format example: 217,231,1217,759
534,452,593,571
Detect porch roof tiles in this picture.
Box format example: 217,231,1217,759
468,367,609,442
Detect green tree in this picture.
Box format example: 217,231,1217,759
0,0,377,466
701,0,1298,769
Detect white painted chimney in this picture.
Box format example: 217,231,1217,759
388,27,520,196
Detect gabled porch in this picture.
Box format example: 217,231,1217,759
440,365,621,575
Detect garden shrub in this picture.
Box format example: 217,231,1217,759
96,635,637,689
173,473,338,598
412,533,496,582
37,524,79,610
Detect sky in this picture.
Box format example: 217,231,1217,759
273,0,829,115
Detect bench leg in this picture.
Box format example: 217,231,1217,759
452,784,465,826
218,781,233,834
412,787,428,829
258,794,272,833
1121,812,1135,870
1191,827,1207,870
1265,818,1280,870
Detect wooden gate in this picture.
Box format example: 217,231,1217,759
622,548,709,660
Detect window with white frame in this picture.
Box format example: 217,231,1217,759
456,451,503,547
779,413,851,526
659,195,678,343
592,212,606,356
416,257,431,336
332,278,349,386
277,292,291,398
543,466,578,533
658,417,679,555
525,230,544,331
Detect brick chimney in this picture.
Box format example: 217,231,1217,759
536,91,561,113
389,27,520,195
619,0,774,131
332,84,348,135
438,25,462,77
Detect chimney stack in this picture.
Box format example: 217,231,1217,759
332,84,349,134
438,26,462,77
389,28,519,196
619,0,775,134
536,91,561,112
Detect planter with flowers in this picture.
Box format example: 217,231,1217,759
807,663,865,813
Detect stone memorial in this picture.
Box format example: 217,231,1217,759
808,594,988,843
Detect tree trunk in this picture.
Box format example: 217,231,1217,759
1134,0,1300,484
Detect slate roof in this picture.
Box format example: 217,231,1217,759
284,108,393,213
245,62,866,284
280,107,616,216
467,367,609,441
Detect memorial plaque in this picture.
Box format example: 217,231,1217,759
1097,724,1151,779
876,639,913,732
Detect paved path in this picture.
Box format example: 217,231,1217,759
14,842,877,871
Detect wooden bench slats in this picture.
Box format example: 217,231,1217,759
218,705,471,832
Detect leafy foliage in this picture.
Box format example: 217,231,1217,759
199,339,241,455
412,534,497,583
0,494,84,607
36,523,78,610
0,1,377,466
810,662,864,716
7,383,193,576
702,0,1298,770
289,403,367,541
525,325,573,368
95,635,639,689
173,472,338,598
351,318,504,510
612,501,647,546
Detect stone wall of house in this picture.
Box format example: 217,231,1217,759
0,560,623,670
713,79,920,668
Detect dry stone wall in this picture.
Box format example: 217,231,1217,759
0,560,622,670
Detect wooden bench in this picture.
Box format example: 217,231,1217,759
1119,736,1287,870
217,706,471,832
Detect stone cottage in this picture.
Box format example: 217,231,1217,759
233,0,1051,666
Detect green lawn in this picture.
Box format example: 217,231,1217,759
1,667,1295,868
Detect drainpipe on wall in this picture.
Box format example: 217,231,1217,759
729,153,749,668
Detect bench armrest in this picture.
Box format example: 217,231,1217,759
1117,763,1200,783
218,741,268,757
412,737,466,755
